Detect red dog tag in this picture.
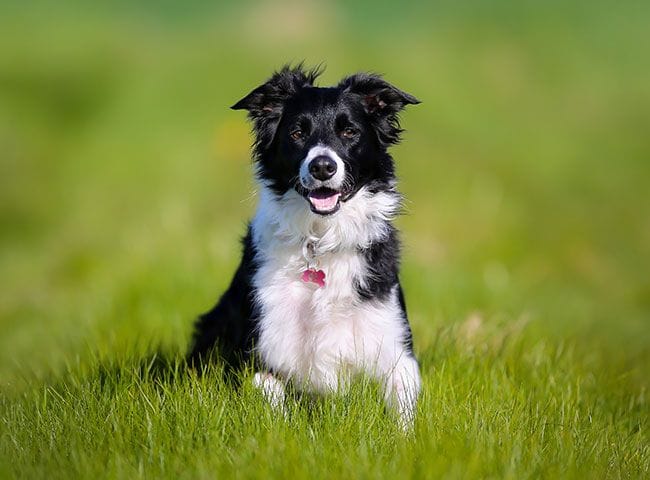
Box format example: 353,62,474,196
301,268,326,288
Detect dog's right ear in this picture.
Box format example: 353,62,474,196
231,64,322,150
231,64,322,127
230,81,285,119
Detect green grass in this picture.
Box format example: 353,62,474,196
1,1,649,478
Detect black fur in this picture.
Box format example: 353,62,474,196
188,227,259,370
356,221,414,352
189,64,419,369
356,223,401,301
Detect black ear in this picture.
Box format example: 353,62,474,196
339,73,420,145
231,64,322,151
231,64,322,119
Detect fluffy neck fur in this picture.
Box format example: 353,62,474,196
252,183,401,258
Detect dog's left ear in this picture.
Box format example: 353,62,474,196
340,73,420,145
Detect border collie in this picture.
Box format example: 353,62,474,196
189,65,421,427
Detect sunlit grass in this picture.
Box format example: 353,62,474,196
2,322,647,478
1,1,649,478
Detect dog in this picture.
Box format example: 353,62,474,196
189,65,421,427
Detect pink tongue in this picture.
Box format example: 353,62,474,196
309,192,340,211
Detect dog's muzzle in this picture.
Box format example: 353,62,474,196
299,146,346,215
308,156,337,181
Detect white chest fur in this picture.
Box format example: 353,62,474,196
250,186,414,393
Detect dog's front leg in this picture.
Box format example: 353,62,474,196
383,355,421,430
253,372,286,413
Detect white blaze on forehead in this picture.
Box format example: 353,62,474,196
299,145,346,189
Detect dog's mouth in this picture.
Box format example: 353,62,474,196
306,187,341,215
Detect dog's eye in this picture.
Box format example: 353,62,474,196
290,130,304,141
341,127,358,139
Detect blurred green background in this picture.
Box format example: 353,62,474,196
1,0,649,396
1,1,649,477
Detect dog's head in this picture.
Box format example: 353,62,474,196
232,64,419,215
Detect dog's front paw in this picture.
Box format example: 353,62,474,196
253,372,287,415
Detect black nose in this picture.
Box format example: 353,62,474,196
308,156,337,181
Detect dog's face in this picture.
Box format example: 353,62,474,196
232,66,419,215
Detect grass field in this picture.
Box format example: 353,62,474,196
1,1,649,478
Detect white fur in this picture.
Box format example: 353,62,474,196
250,184,420,427
252,372,286,412
299,145,346,190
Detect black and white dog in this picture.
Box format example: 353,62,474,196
189,65,421,427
